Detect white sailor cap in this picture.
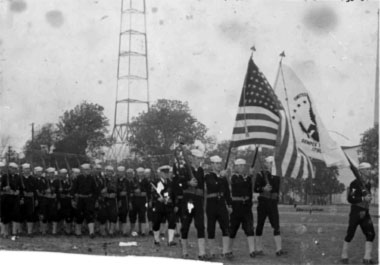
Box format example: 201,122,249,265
158,165,171,173
136,167,145,173
81,163,91,170
0,161,5,167
59,168,67,174
117,166,126,172
95,164,102,169
34,166,43,172
9,162,18,168
72,168,80,173
210,155,222,163
234,158,246,165
144,168,151,174
265,156,274,163
358,162,371,170
191,149,203,158
105,165,114,171
46,167,55,173
126,168,134,173
22,163,31,169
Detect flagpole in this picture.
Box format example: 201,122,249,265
225,46,256,169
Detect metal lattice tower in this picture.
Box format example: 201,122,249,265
109,0,150,161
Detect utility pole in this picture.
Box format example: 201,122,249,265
31,123,35,143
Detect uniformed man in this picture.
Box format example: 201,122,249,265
117,166,130,236
93,164,105,234
205,155,232,259
71,163,98,238
33,166,44,234
20,163,38,236
129,167,150,236
227,158,255,258
98,165,119,237
178,149,207,259
151,165,177,246
37,167,58,235
57,168,73,235
1,162,22,237
254,156,286,256
171,162,183,239
0,161,5,236
341,162,376,265
144,168,155,236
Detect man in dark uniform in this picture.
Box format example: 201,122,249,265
98,165,119,236
254,156,286,256
57,168,73,235
341,162,376,264
20,163,38,236
129,167,150,236
37,167,58,235
1,162,22,237
0,161,5,236
205,155,232,259
227,158,255,258
71,163,98,238
150,165,177,246
178,148,207,259
117,166,130,236
144,168,155,235
93,164,104,234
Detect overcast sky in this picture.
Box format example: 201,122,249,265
0,0,378,152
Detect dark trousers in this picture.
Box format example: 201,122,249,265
255,198,280,236
75,197,95,224
98,198,118,224
129,197,146,223
152,203,176,231
229,202,254,238
59,198,73,223
1,195,20,224
39,197,58,223
206,198,229,239
20,197,36,222
345,206,376,242
118,196,129,223
180,197,205,239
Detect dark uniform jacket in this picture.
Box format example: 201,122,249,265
21,175,37,198
204,172,232,207
151,178,175,207
230,173,252,204
254,170,280,201
1,173,22,195
178,166,204,203
347,179,371,210
71,174,98,198
130,177,151,202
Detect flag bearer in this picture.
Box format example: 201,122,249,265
254,156,287,256
205,155,232,259
227,158,255,258
341,162,376,265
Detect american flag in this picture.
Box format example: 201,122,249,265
272,64,314,179
231,58,283,148
273,110,314,179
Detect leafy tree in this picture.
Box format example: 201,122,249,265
129,99,208,165
359,125,379,189
55,101,110,156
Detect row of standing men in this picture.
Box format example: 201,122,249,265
0,150,286,260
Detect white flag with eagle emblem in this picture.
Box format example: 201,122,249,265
274,64,349,167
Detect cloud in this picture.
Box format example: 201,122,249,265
303,6,339,35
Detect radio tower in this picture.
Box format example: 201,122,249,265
109,0,150,161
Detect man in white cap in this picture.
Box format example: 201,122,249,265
20,163,38,236
341,162,376,264
71,163,98,238
150,165,177,246
254,156,287,257
204,155,232,259
227,158,256,258
178,148,208,260
144,168,155,236
0,161,5,236
129,167,151,237
57,168,74,235
116,166,130,236
33,166,44,234
1,162,22,237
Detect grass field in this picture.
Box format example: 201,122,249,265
0,204,378,265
